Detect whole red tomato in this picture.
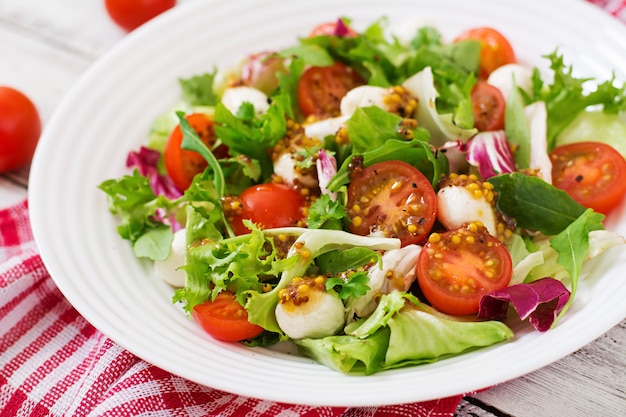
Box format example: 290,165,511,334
104,0,176,32
0,87,42,172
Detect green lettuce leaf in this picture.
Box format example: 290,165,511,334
294,292,513,374
295,328,390,375
178,71,219,106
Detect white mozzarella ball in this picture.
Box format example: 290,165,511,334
487,64,533,102
303,116,348,141
153,228,187,288
275,290,345,339
437,186,498,236
273,151,318,188
221,86,270,115
339,85,388,116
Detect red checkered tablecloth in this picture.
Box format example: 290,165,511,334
2,2,625,416
0,202,464,416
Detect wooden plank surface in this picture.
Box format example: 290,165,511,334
1,1,624,416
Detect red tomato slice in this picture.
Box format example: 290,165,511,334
346,161,437,247
192,291,264,342
228,183,306,235
454,27,516,79
416,223,512,316
297,61,364,118
550,141,626,215
104,0,176,32
164,113,223,192
0,86,41,172
471,81,505,132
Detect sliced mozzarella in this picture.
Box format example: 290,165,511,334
153,228,187,288
487,63,533,102
437,186,498,236
275,290,345,339
339,85,388,116
273,150,318,188
303,116,348,141
220,86,270,115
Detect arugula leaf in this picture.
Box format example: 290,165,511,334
326,271,370,300
550,209,605,325
275,57,305,119
316,247,380,275
177,112,225,198
213,93,290,180
488,173,586,235
346,106,429,153
178,72,219,106
402,38,480,125
328,138,448,191
306,194,348,230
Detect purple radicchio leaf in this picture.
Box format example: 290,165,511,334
316,149,338,200
333,18,351,37
126,146,182,200
438,140,470,173
466,130,516,180
477,278,571,332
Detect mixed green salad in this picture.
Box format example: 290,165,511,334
99,17,626,375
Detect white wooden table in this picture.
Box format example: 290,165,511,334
1,1,624,416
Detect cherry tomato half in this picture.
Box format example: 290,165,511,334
471,81,506,132
0,86,41,172
346,161,437,247
192,291,264,342
416,223,512,316
550,141,626,215
104,0,176,32
297,61,364,118
164,113,224,192
229,183,306,235
454,27,516,79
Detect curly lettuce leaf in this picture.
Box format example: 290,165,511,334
174,221,300,314
527,50,626,150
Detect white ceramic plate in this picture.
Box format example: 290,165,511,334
29,0,626,407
